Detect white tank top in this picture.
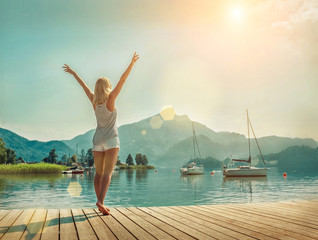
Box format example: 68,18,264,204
92,102,118,145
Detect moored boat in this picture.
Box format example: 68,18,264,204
223,110,268,177
180,162,204,175
180,122,204,175
62,165,84,174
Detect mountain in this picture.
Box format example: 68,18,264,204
0,128,74,162
63,113,317,166
157,135,226,168
262,145,318,172
62,129,95,152
1,112,317,165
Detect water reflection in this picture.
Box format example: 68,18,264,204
112,170,121,181
180,175,204,186
222,177,268,203
136,169,148,183
0,174,63,181
180,175,205,203
1,168,317,209
126,169,134,183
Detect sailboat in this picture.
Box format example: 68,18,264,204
180,122,204,175
223,110,268,177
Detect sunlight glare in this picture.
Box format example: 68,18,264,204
230,6,244,20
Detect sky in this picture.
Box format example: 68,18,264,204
0,0,318,141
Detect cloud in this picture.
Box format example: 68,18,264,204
261,0,318,29
271,21,293,30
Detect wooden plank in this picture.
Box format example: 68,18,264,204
276,202,318,215
245,202,318,227
20,208,47,240
261,201,318,215
0,210,23,238
116,207,175,240
161,206,250,240
1,209,35,240
95,209,136,240
138,207,213,239
60,209,78,240
202,205,318,240
198,205,307,240
292,201,318,207
128,207,195,240
222,203,318,236
171,205,276,240
41,209,59,240
182,205,295,240
110,208,156,240
269,202,318,215
72,209,97,240
0,210,11,222
82,209,116,240
236,204,318,225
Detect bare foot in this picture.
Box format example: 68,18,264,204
96,202,110,215
101,202,110,211
98,207,110,212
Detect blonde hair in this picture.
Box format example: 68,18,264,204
93,77,112,105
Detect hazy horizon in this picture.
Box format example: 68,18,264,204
1,110,317,143
1,0,318,142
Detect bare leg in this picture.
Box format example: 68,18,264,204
93,151,105,203
98,148,119,205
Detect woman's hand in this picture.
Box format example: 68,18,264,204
62,64,75,75
131,52,139,65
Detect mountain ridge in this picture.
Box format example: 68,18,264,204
0,113,317,164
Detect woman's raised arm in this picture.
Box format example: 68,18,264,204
63,64,94,103
110,52,139,101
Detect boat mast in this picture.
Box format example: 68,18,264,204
248,117,266,166
247,110,251,166
192,121,202,164
192,121,196,163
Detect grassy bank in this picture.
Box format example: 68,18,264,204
117,165,155,170
0,163,67,174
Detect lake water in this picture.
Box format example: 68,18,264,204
0,167,317,209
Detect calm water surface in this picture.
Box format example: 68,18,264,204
0,167,317,209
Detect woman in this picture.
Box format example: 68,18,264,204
63,52,139,215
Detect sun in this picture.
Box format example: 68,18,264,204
229,6,245,20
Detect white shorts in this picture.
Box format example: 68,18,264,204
92,137,120,152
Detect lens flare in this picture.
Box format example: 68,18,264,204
160,106,176,121
150,116,163,129
67,182,82,197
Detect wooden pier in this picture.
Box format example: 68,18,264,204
0,200,317,239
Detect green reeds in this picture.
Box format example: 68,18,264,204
0,163,67,174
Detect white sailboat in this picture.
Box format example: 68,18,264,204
223,110,268,177
180,122,204,175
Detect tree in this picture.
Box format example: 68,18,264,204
80,149,86,164
48,149,58,164
116,155,121,165
141,154,149,165
135,153,142,165
86,148,94,167
57,160,62,165
62,154,68,164
42,157,49,163
71,154,77,163
6,148,17,164
126,154,134,165
17,156,25,163
0,138,7,164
